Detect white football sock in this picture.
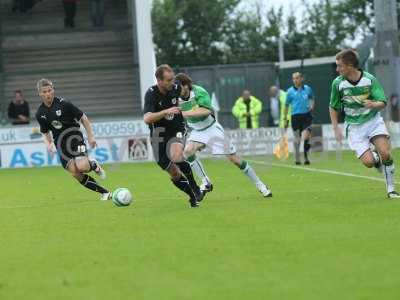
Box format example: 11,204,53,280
242,162,261,185
383,162,395,193
190,158,211,185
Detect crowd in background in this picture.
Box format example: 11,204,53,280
8,85,400,128
231,87,288,130
11,0,40,13
11,0,106,29
63,0,105,29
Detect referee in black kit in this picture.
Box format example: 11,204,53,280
143,64,203,208
35,78,111,201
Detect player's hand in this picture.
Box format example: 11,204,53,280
18,115,28,122
88,136,97,148
47,143,57,154
363,100,377,109
164,107,181,115
333,126,343,143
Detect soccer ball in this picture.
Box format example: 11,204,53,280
112,188,133,207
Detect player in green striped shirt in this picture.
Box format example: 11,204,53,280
330,49,399,198
173,73,272,198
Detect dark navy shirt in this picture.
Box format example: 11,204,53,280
35,97,83,145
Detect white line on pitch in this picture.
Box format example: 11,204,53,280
248,159,399,184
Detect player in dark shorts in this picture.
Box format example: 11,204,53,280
35,78,111,201
143,64,203,208
291,112,313,134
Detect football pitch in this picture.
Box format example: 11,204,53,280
1,151,400,300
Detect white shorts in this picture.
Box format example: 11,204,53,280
187,122,236,155
346,114,389,158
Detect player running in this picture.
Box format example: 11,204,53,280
330,49,400,198
174,73,272,198
143,65,203,208
35,79,110,200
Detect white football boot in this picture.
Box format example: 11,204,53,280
256,182,272,198
387,191,400,199
101,192,111,201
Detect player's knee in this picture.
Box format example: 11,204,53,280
168,164,181,180
75,158,90,173
362,159,375,168
170,151,182,163
183,147,194,160
380,151,391,163
75,164,86,173
67,162,83,178
360,151,375,168
228,154,239,166
170,171,181,181
73,173,83,180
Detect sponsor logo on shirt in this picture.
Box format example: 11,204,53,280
51,120,63,129
165,113,174,121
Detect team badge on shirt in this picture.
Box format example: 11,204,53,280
56,110,62,116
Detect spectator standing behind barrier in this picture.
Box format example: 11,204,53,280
62,0,78,28
232,90,262,129
91,0,105,28
8,90,30,125
269,85,289,128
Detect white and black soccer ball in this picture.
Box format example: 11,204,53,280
112,188,133,207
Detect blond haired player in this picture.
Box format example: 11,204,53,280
35,79,111,200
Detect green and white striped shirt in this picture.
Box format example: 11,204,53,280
330,71,386,124
179,85,215,130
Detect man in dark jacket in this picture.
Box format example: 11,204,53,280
8,90,30,125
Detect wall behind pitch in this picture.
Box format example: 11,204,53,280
178,63,277,129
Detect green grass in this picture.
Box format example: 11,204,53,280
1,151,400,300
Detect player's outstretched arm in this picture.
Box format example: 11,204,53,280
143,107,181,124
182,107,211,118
80,114,97,148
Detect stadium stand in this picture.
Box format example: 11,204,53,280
0,0,141,123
